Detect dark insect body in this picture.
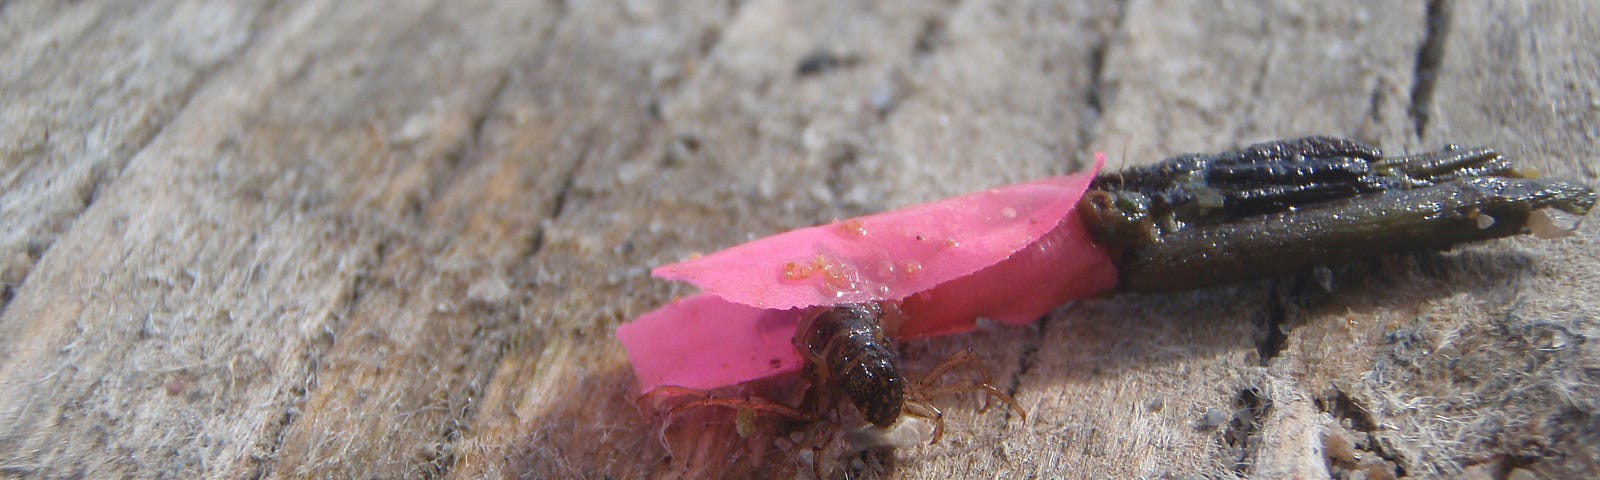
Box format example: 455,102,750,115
792,303,905,427
791,302,1023,444
647,304,1021,455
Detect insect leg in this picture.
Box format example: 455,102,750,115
917,350,995,389
639,386,813,450
906,350,1027,429
912,381,1025,421
900,400,946,444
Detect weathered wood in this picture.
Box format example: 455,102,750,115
0,0,276,336
1,0,1595,479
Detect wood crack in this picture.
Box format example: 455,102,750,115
408,71,520,480
1409,0,1451,140
1078,0,1129,147
1003,315,1047,422
1316,386,1407,479
248,236,379,479
1363,79,1388,130
526,138,590,260
244,2,528,476
1254,278,1293,365
1223,386,1273,476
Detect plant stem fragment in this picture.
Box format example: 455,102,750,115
1080,136,1596,292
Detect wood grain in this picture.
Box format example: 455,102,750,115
1,1,1595,478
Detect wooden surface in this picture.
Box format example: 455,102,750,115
1,1,1597,478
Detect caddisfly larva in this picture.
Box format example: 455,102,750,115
792,302,1025,445
631,136,1595,478
641,302,1026,477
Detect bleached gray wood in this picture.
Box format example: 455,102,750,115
1,1,1594,478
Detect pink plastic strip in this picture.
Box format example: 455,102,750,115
619,156,1116,393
